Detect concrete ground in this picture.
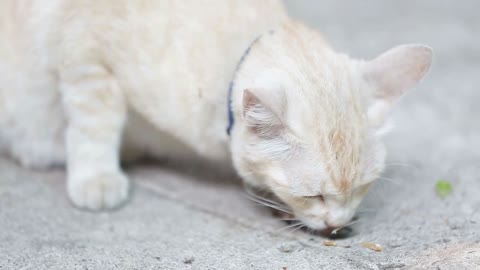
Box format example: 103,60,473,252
1,1,479,269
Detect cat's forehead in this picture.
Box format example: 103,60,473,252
286,89,368,162
279,138,365,196
279,57,369,193
280,54,367,135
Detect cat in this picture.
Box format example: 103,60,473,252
0,0,432,231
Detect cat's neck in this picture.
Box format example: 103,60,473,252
227,31,275,136
174,29,279,165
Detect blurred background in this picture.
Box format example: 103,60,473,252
1,1,479,269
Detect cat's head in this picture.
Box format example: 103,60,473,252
230,22,432,231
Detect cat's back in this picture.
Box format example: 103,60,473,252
0,0,63,100
1,0,288,98
0,0,289,162
0,0,64,108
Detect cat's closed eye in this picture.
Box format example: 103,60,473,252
303,195,325,202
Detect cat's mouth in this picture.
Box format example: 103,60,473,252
307,223,355,239
245,189,356,238
279,217,356,239
271,208,357,239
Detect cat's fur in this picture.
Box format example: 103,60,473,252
0,0,431,230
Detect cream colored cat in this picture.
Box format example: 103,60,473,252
0,0,432,231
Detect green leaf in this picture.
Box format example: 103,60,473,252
436,179,453,199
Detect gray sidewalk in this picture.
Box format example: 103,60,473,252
1,1,480,269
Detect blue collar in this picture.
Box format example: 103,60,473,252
226,31,273,136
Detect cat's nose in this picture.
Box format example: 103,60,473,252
324,221,340,231
327,210,354,227
325,220,346,229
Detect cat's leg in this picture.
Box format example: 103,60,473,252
60,64,129,210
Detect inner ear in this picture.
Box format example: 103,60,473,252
364,44,432,101
363,44,433,126
242,89,284,138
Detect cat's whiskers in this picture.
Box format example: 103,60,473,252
275,221,303,233
331,219,360,235
377,176,401,185
245,189,285,207
289,224,306,234
244,192,293,214
248,197,292,214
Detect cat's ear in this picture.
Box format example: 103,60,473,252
363,44,432,125
242,89,284,138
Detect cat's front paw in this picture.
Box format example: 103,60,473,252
67,171,130,210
